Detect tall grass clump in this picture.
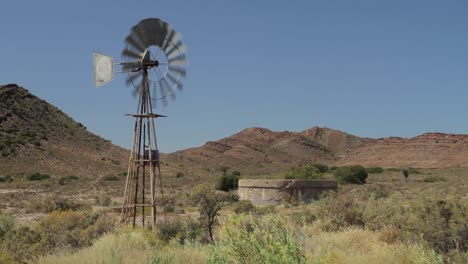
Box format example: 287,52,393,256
210,214,305,264
305,227,443,264
366,167,384,174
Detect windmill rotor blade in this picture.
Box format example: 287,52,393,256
125,73,141,86
168,65,187,77
125,34,145,52
162,28,176,51
122,48,142,59
161,78,176,101
135,18,168,48
166,72,183,90
130,24,149,50
159,82,168,106
165,40,185,59
168,53,187,65
132,84,142,97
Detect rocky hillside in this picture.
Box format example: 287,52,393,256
164,126,371,174
165,126,468,173
337,132,468,168
0,84,128,177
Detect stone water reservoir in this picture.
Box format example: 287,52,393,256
238,179,337,205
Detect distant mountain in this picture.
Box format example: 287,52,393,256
165,125,468,173
2,83,466,179
0,84,128,177
164,126,371,174
337,132,468,168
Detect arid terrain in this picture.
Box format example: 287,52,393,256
0,84,467,263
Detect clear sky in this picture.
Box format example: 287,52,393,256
1,0,467,153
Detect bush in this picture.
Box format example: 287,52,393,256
102,175,119,181
0,213,14,241
366,167,384,174
211,214,305,264
175,172,185,178
284,165,324,179
423,176,447,183
216,174,240,192
334,165,368,184
156,219,204,244
0,176,13,183
37,211,114,251
312,163,329,173
27,173,50,181
367,184,391,199
27,196,85,213
408,167,421,174
233,200,255,214
58,175,79,185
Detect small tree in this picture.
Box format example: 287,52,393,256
334,165,368,184
216,172,240,192
190,184,222,242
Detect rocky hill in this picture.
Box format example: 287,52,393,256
2,83,467,179
164,126,372,174
165,126,468,173
0,84,128,177
337,132,468,168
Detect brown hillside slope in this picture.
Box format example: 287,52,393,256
337,133,468,168
165,126,369,174
0,84,128,177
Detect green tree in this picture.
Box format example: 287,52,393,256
190,184,223,242
334,165,368,184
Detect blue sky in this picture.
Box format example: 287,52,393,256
0,1,467,153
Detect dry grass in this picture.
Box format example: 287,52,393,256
304,227,442,264
38,228,210,264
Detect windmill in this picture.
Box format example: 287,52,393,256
93,18,188,228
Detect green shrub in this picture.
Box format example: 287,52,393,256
284,165,324,179
423,176,447,182
175,172,185,178
408,167,421,174
216,174,240,192
211,214,305,264
233,200,255,214
37,211,114,252
58,175,79,185
312,163,329,173
0,213,14,241
157,221,183,242
334,165,368,184
367,184,391,199
27,196,85,213
366,167,384,174
102,175,119,181
27,173,50,181
0,176,13,183
156,219,204,244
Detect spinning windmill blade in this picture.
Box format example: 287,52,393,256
122,18,188,107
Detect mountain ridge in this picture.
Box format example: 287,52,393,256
0,84,128,177
2,83,468,178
